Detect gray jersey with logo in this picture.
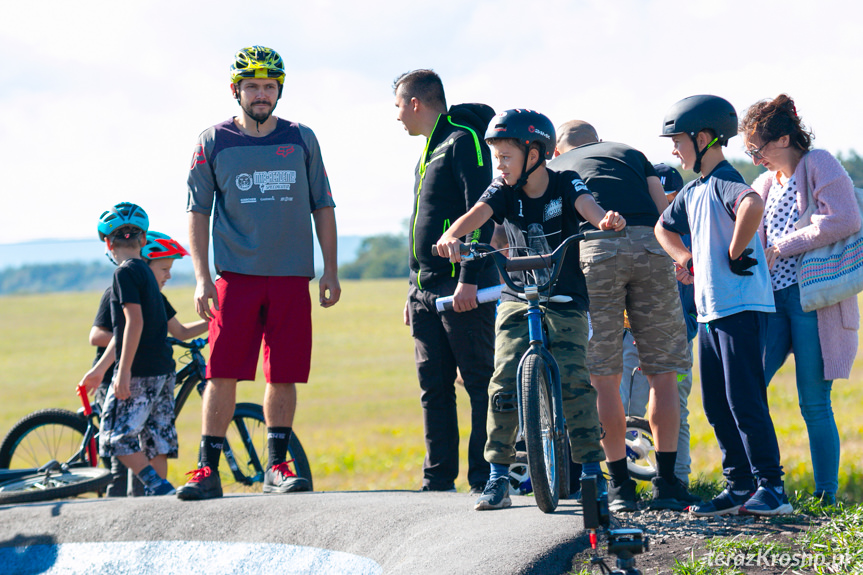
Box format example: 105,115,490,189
186,118,335,277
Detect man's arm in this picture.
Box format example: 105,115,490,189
189,211,217,320
729,193,764,260
646,175,669,215
313,206,340,308
114,304,143,400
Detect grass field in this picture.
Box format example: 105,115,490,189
1,279,861,500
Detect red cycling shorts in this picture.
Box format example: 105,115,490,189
207,272,312,384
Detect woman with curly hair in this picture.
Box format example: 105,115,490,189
741,94,859,505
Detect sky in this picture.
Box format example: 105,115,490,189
2,0,861,246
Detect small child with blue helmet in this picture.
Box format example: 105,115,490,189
78,202,178,497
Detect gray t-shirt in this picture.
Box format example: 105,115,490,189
660,161,774,322
187,118,335,277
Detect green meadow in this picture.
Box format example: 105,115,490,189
1,280,861,500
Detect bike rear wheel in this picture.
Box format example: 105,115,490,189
625,416,657,482
0,409,90,470
221,403,313,492
521,354,564,513
0,467,112,504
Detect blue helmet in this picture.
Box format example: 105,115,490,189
142,231,189,261
97,202,149,241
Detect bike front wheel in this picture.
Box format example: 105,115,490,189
221,403,313,493
521,354,564,513
0,467,112,504
625,416,657,482
0,409,91,470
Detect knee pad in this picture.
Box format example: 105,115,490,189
492,391,517,413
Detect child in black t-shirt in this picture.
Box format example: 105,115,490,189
435,110,625,511
80,203,177,496
83,229,206,496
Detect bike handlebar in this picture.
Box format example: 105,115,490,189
431,229,624,295
167,337,208,350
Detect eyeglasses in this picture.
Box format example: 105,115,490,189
745,140,772,160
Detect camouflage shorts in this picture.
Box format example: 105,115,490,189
485,301,605,465
580,226,691,376
99,373,178,460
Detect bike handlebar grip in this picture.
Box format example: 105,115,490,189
435,284,503,312
431,244,471,257
77,384,93,417
584,230,625,241
504,256,553,272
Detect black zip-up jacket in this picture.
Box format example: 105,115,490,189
409,103,497,291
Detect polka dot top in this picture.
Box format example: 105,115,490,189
764,174,801,291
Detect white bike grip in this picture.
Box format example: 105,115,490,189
435,284,503,312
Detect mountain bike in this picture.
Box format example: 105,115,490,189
0,337,312,503
436,229,623,512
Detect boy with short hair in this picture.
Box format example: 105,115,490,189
654,95,791,516
83,229,207,496
87,202,178,496
435,109,625,510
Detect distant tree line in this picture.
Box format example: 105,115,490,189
0,262,194,295
339,234,409,280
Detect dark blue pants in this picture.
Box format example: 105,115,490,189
698,311,783,486
409,280,495,490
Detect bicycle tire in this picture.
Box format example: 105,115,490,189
221,403,313,492
521,354,563,513
0,409,89,470
0,467,112,504
625,416,657,482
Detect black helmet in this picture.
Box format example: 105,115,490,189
485,109,556,161
661,95,737,173
661,95,738,143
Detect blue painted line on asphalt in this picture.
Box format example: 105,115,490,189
1,541,383,575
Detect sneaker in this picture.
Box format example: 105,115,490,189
741,484,793,516
650,476,701,511
607,477,638,512
474,477,512,511
689,485,754,517
469,484,486,495
146,478,176,496
814,491,837,507
263,461,311,493
176,466,223,501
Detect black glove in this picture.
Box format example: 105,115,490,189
728,248,758,276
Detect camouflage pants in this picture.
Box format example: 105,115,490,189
99,372,178,460
485,301,605,465
580,226,690,375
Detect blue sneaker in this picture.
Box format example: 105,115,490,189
577,473,608,504
146,478,176,496
474,477,511,511
741,484,793,516
689,485,754,517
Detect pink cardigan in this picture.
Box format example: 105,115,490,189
753,149,860,380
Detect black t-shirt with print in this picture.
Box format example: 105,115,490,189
478,169,591,307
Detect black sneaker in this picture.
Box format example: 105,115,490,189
176,466,223,501
650,476,700,511
689,485,754,517
608,477,638,512
474,477,511,511
263,461,311,493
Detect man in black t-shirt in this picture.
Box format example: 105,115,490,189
548,121,694,512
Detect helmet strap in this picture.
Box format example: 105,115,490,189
514,146,541,190
691,134,719,174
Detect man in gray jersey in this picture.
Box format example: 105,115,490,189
177,46,340,501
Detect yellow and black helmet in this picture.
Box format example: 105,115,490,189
230,46,285,85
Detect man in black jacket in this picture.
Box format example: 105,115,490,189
394,69,497,493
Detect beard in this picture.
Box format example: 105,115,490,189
242,99,276,124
